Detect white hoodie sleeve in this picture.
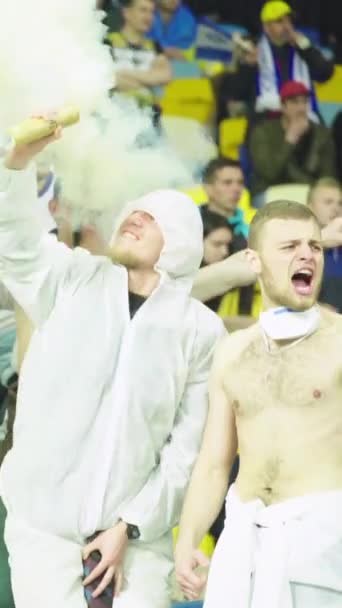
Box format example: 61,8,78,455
119,315,226,542
0,164,77,326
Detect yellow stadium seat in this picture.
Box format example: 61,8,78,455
218,285,261,320
315,65,342,103
238,189,256,224
219,117,248,160
182,184,261,318
182,184,256,225
217,290,240,317
173,527,216,558
160,78,215,124
183,47,196,61
176,47,227,77
197,59,226,77
182,184,207,204
265,183,310,205
251,283,262,318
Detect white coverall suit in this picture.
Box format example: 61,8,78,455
0,164,224,608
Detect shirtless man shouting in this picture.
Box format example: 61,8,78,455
175,200,342,607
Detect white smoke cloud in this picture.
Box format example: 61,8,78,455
0,0,111,125
0,0,216,224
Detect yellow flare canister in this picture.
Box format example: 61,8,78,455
8,106,80,145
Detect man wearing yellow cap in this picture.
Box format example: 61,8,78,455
255,0,333,121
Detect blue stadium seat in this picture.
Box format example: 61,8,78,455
171,60,202,79
318,102,341,126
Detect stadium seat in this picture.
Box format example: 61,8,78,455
219,284,261,319
239,190,256,224
197,59,226,77
219,117,248,160
173,527,215,559
160,78,215,124
171,60,202,79
318,102,341,126
315,65,342,103
182,184,256,224
182,184,208,204
265,183,310,205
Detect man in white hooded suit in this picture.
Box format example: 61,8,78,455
0,129,224,608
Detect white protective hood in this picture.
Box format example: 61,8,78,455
112,189,204,291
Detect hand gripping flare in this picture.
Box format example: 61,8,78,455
8,106,80,145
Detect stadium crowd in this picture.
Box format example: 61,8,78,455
1,1,342,607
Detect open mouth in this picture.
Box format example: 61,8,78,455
291,269,314,296
122,230,139,241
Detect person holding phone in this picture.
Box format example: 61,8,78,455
0,126,224,608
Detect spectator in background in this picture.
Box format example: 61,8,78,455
218,0,334,127
148,0,197,60
255,0,334,122
249,81,336,199
192,249,256,304
201,212,234,312
203,212,234,265
200,158,249,241
108,0,171,121
308,178,342,232
200,160,255,322
201,211,255,328
307,177,342,312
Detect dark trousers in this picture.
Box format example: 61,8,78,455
210,455,240,542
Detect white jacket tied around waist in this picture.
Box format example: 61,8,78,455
0,164,224,543
204,484,342,608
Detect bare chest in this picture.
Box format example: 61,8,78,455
224,333,342,417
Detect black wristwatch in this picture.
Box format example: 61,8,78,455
121,520,141,540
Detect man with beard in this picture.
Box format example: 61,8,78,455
176,200,342,607
0,127,223,608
